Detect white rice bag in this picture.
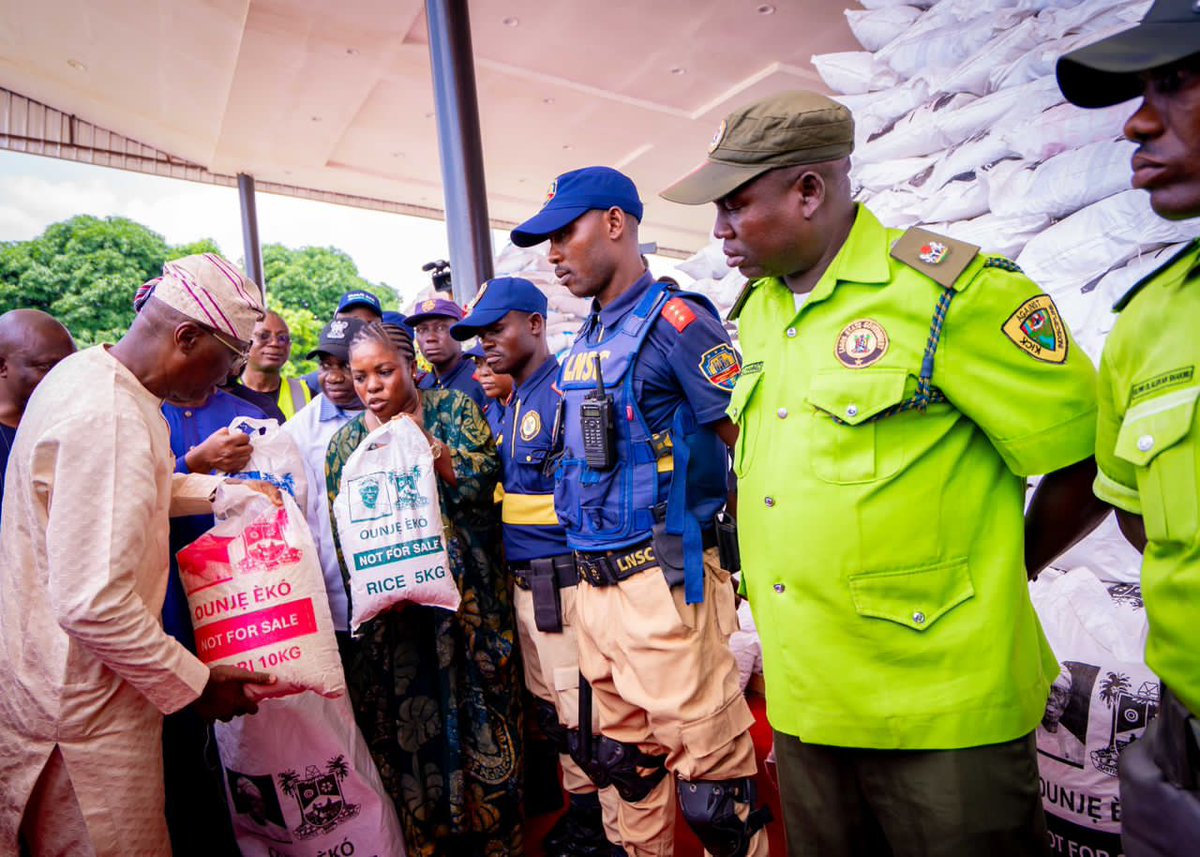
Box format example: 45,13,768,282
217,692,407,856
224,416,309,516
1030,568,1157,857
334,416,460,631
177,485,345,698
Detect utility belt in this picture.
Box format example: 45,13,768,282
575,526,722,589
510,553,577,634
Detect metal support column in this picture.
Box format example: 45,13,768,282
425,0,493,305
237,173,266,293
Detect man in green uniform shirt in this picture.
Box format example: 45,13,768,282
1057,2,1200,852
661,92,1108,856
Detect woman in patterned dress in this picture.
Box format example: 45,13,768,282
326,321,523,856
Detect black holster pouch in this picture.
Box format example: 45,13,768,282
652,518,687,588
714,512,740,573
529,558,564,633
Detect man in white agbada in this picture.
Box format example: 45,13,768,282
0,253,281,856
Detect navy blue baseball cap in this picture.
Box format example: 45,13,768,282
337,289,383,316
407,297,465,326
465,343,486,360
451,277,548,340
510,166,644,248
381,310,409,329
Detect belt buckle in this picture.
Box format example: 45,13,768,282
577,552,612,587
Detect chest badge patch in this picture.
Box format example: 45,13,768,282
918,241,949,265
699,343,742,390
835,319,889,368
1002,295,1068,364
519,409,542,441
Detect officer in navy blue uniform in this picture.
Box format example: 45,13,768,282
510,167,770,857
408,297,489,414
454,277,625,856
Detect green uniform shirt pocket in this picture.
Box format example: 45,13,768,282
727,369,765,478
1113,385,1200,544
806,369,908,484
848,557,974,632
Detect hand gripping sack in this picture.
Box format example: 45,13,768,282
216,692,407,857
223,416,309,514
177,484,345,698
334,417,460,632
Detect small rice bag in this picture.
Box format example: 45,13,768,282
178,485,345,698
334,417,460,632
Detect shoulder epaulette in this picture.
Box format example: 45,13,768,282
890,226,980,290
727,278,756,322
1113,240,1200,313
662,297,697,332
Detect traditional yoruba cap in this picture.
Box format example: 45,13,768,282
336,289,382,316
451,277,548,340
511,166,644,247
147,253,264,341
660,91,855,205
464,343,486,360
306,317,365,361
406,297,464,325
1056,0,1200,108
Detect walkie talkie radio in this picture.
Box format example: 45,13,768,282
579,353,616,471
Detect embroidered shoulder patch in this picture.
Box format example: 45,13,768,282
698,344,742,390
662,298,697,332
1001,295,1068,364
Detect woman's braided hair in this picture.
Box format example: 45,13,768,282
349,320,416,363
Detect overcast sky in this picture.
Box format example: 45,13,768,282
0,150,688,309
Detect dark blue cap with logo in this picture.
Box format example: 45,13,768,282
510,166,644,248
336,289,383,316
407,297,465,326
451,277,548,340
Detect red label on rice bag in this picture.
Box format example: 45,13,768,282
193,598,318,662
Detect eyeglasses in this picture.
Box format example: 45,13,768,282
252,331,292,346
206,327,250,373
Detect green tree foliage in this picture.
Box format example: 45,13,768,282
0,217,395,378
261,244,399,317
0,215,172,345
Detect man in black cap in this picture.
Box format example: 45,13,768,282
1057,5,1200,853
408,297,488,415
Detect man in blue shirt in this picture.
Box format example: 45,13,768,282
454,278,623,857
409,297,489,414
0,310,75,521
510,167,770,857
